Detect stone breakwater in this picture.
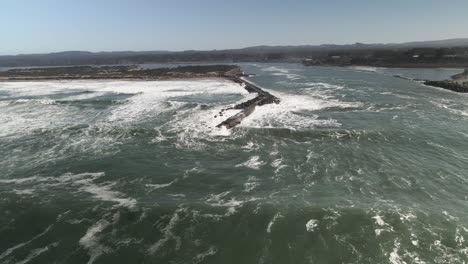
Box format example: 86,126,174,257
423,80,468,93
423,68,468,93
216,76,280,129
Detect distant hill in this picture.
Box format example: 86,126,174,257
394,38,468,48
1,38,468,67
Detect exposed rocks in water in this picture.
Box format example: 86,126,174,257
423,68,468,93
423,80,468,93
392,68,468,93
216,76,280,129
216,104,258,129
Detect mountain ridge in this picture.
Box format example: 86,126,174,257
1,38,468,67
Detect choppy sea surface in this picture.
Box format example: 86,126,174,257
1,64,468,264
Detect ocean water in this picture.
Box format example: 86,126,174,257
0,64,467,264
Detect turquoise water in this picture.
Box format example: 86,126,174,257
1,64,468,263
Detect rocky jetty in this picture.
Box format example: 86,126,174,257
423,68,468,93
216,77,280,129
424,80,468,93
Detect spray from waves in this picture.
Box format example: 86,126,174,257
0,78,366,159
0,80,253,150
91,79,256,147
238,88,359,130
104,79,249,123
0,79,362,147
0,100,78,138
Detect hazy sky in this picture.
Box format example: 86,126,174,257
1,0,468,55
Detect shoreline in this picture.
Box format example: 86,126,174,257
0,76,231,82
0,64,243,82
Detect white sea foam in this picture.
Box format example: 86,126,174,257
0,78,359,147
261,66,304,80
148,208,184,254
0,225,53,261
303,82,345,90
80,182,137,209
146,179,177,192
267,213,283,233
0,80,248,144
12,189,35,195
80,219,111,264
262,66,291,74
389,240,406,264
399,212,417,222
241,141,261,152
238,88,357,129
103,79,249,123
0,172,137,209
16,242,59,264
271,157,288,175
431,101,468,118
8,98,57,105
243,176,259,193
372,213,394,236
236,156,266,170
271,158,283,168
348,66,381,73
205,191,257,215
305,219,319,232
193,246,217,264
272,72,302,80
373,215,386,226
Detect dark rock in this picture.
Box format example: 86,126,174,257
216,76,280,129
424,80,468,93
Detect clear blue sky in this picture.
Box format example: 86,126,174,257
1,0,467,55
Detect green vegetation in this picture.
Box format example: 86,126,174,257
303,47,468,67
0,65,241,81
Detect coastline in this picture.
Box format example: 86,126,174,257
0,76,231,82
311,63,467,70
0,65,242,82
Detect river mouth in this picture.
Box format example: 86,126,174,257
1,64,468,263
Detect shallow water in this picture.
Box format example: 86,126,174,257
1,64,467,263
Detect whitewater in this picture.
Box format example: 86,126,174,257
1,63,467,263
